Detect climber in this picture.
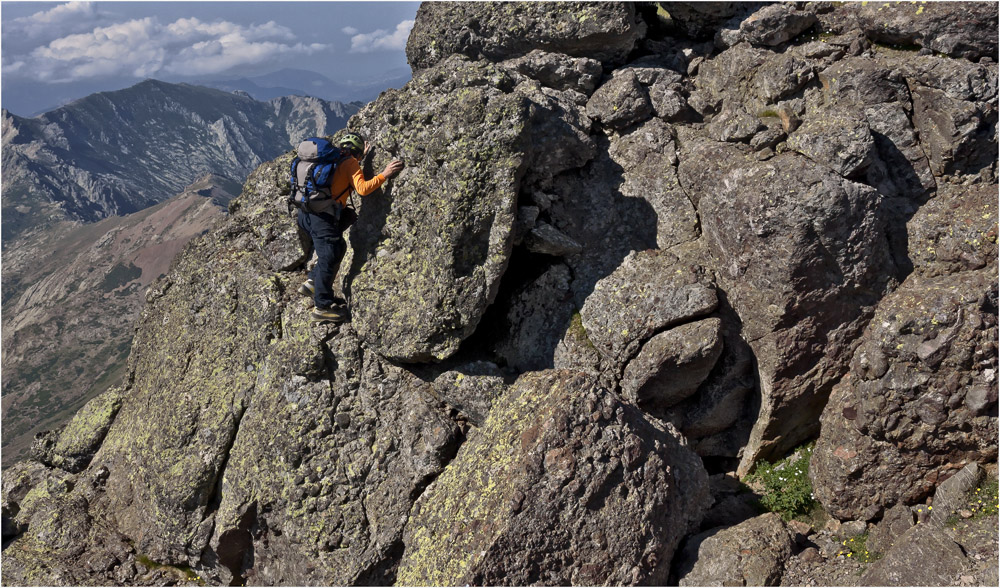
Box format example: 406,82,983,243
296,131,404,322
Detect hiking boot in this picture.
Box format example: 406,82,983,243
312,305,347,323
297,279,315,297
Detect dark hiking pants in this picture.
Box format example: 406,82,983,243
297,206,347,309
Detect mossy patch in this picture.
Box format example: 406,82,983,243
136,554,205,585
836,532,882,563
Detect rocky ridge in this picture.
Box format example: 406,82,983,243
2,2,997,586
2,83,356,467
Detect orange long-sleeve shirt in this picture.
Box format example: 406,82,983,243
329,156,385,205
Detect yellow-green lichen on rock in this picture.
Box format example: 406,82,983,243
348,56,530,363
87,225,286,565
204,305,463,585
405,2,645,70
397,369,710,586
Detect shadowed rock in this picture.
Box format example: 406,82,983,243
678,136,895,475
621,318,724,411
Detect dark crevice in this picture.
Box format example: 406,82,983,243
366,405,469,586
214,503,258,586
2,503,27,551
453,246,564,368
354,538,407,586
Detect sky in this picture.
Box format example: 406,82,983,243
0,0,420,115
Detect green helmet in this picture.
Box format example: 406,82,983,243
339,132,364,157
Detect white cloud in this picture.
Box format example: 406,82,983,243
12,16,330,83
6,2,101,39
341,26,359,36
348,20,414,53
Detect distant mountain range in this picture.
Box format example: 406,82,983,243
196,67,412,104
2,79,359,244
1,68,411,118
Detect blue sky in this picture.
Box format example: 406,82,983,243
1,1,420,114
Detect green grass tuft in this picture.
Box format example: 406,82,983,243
746,443,819,521
836,531,881,563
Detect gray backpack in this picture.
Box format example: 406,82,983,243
288,137,349,212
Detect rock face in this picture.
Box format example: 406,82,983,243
406,2,645,70
348,57,529,363
679,137,896,473
860,464,998,587
811,178,999,522
3,1,999,586
810,268,998,521
676,513,796,586
397,370,709,586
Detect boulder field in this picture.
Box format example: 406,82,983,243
3,2,997,585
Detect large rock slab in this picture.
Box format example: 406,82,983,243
580,249,718,374
208,326,462,586
406,2,645,70
349,56,530,362
678,136,895,474
30,385,125,474
89,228,284,564
787,107,876,179
396,370,710,586
810,269,998,521
852,1,999,61
607,118,700,249
536,117,697,286
676,513,796,586
547,140,662,307
894,54,999,104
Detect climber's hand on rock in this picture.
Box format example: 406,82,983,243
383,160,404,179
